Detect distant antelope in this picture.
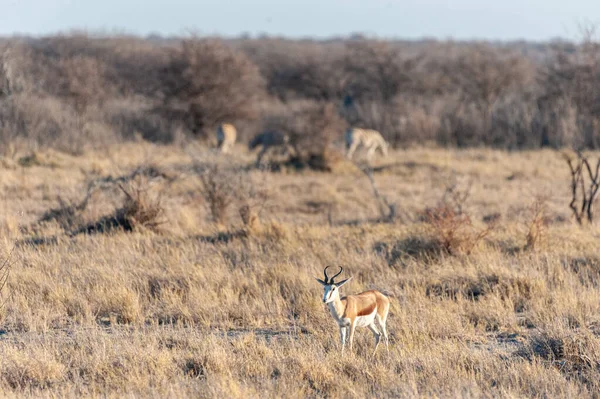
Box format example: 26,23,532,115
216,123,237,153
345,128,389,160
248,131,293,166
316,266,390,355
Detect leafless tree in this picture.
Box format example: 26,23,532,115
563,151,600,224
157,39,265,137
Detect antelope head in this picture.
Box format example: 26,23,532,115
315,266,352,303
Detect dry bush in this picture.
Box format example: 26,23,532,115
443,45,533,113
436,46,534,147
0,94,87,154
2,37,115,110
424,205,494,256
53,55,111,113
342,40,415,103
0,246,14,314
76,178,166,234
261,101,346,170
198,166,238,225
116,181,166,231
198,164,270,229
241,39,346,102
157,38,265,136
338,41,424,145
423,180,495,255
238,173,270,232
524,196,550,250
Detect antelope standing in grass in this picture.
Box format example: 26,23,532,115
316,266,390,355
248,131,293,166
216,123,237,153
345,127,389,160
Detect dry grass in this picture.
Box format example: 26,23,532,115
0,143,599,397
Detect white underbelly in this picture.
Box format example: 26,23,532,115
352,309,377,328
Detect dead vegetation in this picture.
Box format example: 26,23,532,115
3,33,600,154
563,151,600,225
198,166,237,226
423,179,496,255
524,195,550,250
157,38,265,137
74,177,166,234
0,145,598,397
2,30,600,398
259,101,347,171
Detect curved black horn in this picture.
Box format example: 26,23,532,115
323,266,331,284
330,266,343,283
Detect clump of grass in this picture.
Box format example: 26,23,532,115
520,327,600,384
2,353,66,389
239,203,261,233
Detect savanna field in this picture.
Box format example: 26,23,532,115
0,142,599,398
3,33,600,398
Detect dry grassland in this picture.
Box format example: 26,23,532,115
0,142,599,398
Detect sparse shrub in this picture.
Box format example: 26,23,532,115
524,195,550,250
76,177,166,234
198,166,238,225
424,204,493,255
116,181,166,231
239,203,260,233
423,180,495,255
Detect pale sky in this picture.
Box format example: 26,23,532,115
0,0,598,41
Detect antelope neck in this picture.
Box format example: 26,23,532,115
327,293,346,324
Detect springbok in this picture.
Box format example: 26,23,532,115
316,266,390,355
216,123,237,153
248,131,293,166
345,128,389,160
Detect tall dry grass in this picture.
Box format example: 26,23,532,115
0,143,597,397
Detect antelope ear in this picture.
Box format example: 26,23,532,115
336,277,353,288
315,278,327,286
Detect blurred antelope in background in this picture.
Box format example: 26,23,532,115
316,266,390,355
345,127,389,160
216,123,237,153
248,131,293,166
